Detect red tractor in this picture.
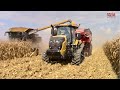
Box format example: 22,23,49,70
75,28,92,57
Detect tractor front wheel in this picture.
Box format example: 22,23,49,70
42,52,50,63
71,49,85,65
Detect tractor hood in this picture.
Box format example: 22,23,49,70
49,35,67,50
50,35,66,41
52,34,67,38
50,35,66,43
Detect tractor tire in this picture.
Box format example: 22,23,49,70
71,48,85,65
89,43,92,56
84,43,92,57
42,52,50,63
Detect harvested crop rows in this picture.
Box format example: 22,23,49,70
0,46,117,79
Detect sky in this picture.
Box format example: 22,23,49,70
0,11,120,46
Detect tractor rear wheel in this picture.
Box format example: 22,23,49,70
87,43,92,56
71,49,85,65
84,43,92,57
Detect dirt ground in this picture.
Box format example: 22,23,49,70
0,47,117,79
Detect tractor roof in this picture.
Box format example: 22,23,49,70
56,24,79,28
56,21,79,28
8,27,34,32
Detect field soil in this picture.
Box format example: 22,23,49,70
0,46,117,79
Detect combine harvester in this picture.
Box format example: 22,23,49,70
5,27,41,42
5,19,92,65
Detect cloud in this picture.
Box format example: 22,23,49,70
116,27,120,34
92,28,113,47
104,28,112,34
0,11,119,28
0,12,108,24
117,30,120,33
0,22,6,26
0,11,119,41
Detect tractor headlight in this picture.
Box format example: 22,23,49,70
58,46,61,49
55,40,60,44
49,40,53,43
49,37,65,50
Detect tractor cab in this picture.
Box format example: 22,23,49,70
41,19,92,65
51,22,79,44
46,22,81,59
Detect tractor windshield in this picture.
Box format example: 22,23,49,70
56,26,76,43
57,27,70,35
57,26,71,41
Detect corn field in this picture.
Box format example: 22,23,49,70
0,40,38,60
103,37,120,78
0,39,118,79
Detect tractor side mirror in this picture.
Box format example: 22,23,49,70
53,28,57,36
76,33,81,40
51,28,54,35
51,25,57,36
51,24,54,36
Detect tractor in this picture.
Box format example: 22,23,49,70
41,20,92,65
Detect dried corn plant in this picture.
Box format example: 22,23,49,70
103,37,120,78
0,40,39,60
